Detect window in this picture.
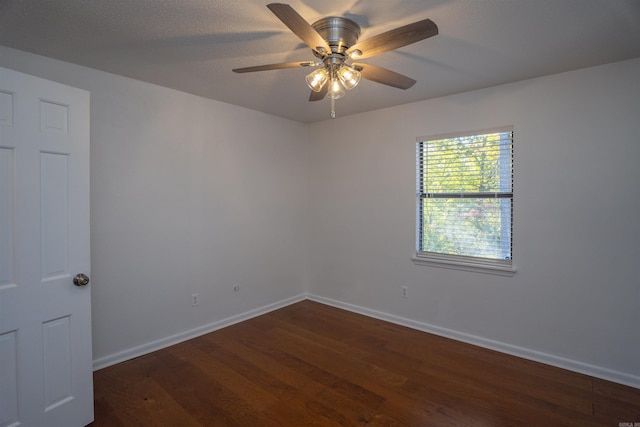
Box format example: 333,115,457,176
414,127,515,275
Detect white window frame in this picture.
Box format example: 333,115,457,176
412,127,516,276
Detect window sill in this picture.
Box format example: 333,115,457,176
412,252,516,276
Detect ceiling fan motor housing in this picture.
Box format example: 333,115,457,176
311,16,361,56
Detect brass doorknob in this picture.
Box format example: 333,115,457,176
73,273,90,287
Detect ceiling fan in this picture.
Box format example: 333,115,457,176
232,3,438,118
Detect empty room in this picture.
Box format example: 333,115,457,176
1,1,639,425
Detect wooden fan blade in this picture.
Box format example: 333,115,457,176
347,18,438,60
309,83,328,101
233,61,314,73
267,3,332,54
354,63,416,90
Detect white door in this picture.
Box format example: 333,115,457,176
0,67,93,427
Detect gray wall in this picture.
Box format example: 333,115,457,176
0,47,311,365
2,46,638,386
307,58,640,385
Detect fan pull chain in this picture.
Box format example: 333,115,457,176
330,97,336,119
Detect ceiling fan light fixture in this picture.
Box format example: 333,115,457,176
235,4,439,119
337,64,361,90
305,68,329,92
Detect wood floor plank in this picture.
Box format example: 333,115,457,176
165,340,281,412
90,300,640,426
258,327,388,410
92,374,201,426
217,322,388,413
150,350,272,426
206,329,311,391
592,378,640,423
92,396,126,427
266,319,554,426
192,337,300,401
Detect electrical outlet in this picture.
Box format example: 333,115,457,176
233,284,240,292
191,293,199,307
401,286,408,298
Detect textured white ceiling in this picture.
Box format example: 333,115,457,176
1,0,639,123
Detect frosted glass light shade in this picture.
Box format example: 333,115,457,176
327,78,345,99
305,68,329,92
337,64,361,90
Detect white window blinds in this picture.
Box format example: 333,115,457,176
417,128,513,262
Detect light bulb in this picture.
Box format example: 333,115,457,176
305,68,328,92
337,64,361,90
327,78,345,99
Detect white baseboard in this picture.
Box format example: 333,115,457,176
307,293,640,390
93,292,640,389
92,294,307,371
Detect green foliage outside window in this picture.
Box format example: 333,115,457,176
417,130,513,261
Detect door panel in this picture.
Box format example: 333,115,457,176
40,152,70,279
0,67,92,427
0,146,15,288
43,316,73,411
0,330,19,426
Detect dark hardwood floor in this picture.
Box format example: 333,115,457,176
90,300,640,426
